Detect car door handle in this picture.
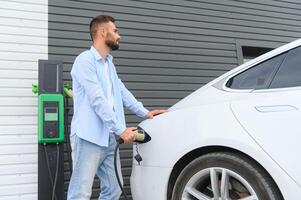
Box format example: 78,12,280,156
255,105,298,112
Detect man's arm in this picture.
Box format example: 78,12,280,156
118,79,168,119
118,78,149,117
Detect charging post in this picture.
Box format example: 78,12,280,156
34,60,65,200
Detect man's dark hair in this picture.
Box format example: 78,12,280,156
89,15,115,41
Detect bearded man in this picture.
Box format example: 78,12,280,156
67,15,166,200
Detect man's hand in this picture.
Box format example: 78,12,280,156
120,127,137,144
145,109,168,119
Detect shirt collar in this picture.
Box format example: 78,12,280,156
90,46,113,63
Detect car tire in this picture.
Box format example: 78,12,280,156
171,152,283,200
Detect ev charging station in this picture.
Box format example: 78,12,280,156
33,60,68,200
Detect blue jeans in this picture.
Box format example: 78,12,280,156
67,133,122,200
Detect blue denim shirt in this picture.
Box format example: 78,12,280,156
70,46,149,147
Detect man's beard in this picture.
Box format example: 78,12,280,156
106,39,119,51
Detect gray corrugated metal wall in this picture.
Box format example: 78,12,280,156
48,0,301,199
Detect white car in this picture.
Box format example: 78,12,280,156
130,39,301,200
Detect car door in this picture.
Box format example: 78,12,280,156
230,46,301,186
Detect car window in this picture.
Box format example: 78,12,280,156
269,47,301,89
226,53,287,90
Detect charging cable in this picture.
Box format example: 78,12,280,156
43,143,60,200
114,130,149,200
114,139,129,200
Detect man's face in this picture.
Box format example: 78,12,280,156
104,21,120,51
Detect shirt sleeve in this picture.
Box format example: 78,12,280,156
71,56,125,135
118,78,149,118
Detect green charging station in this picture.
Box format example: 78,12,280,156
34,60,67,200
38,94,64,143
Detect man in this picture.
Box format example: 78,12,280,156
67,15,166,200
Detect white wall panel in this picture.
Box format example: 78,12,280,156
0,88,36,97
0,125,36,135
0,154,37,165
0,0,47,199
0,144,37,156
0,194,37,200
0,184,37,196
0,79,38,88
0,135,37,145
0,61,38,70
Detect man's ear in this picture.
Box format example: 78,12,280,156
99,26,107,38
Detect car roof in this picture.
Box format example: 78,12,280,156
171,39,301,110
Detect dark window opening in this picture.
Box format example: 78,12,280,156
242,46,273,63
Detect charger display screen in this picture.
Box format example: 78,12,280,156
44,107,58,121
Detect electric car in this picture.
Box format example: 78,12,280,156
130,39,301,200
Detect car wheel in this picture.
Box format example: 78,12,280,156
171,152,283,200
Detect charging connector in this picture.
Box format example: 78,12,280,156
114,127,151,200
